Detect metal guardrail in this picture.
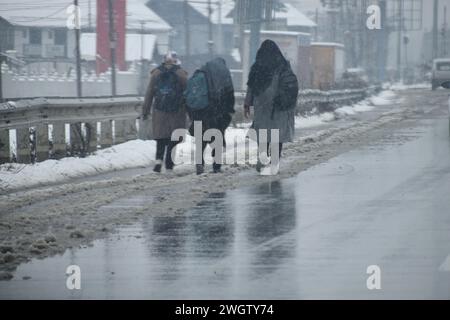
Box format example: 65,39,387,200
0,87,375,164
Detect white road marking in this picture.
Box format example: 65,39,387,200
438,255,450,272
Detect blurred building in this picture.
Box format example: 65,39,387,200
0,0,171,73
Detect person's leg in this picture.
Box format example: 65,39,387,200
165,139,180,170
266,142,282,158
255,141,268,173
212,135,224,173
196,140,207,175
154,139,167,172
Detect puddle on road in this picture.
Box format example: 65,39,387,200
1,119,450,299
0,181,299,299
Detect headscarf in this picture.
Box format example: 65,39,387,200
163,51,181,65
202,58,233,97
247,40,287,96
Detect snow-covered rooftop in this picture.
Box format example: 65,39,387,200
81,32,157,61
0,0,171,31
311,42,345,48
274,3,317,28
188,0,234,25
189,1,316,28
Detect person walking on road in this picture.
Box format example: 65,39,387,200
185,57,235,175
244,40,298,174
142,52,188,173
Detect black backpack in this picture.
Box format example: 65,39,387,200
274,64,299,111
153,65,183,113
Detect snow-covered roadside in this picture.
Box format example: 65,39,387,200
295,89,400,128
388,82,430,91
0,89,398,193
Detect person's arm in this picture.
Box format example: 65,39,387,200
223,85,235,114
142,71,156,119
244,87,253,119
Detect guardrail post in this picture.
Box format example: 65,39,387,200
0,129,10,164
16,128,31,163
51,123,66,159
70,123,84,157
125,118,137,141
114,120,126,145
86,122,98,153
36,124,49,162
101,120,113,148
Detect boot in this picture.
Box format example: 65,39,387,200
153,160,162,173
212,163,222,173
196,164,204,175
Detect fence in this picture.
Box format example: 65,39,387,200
1,64,142,99
0,87,375,164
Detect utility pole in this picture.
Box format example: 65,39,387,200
377,0,387,83
88,0,92,29
184,0,190,66
140,21,145,95
314,8,319,41
207,0,214,58
443,6,448,56
249,0,262,63
74,0,82,98
433,0,439,60
217,0,223,54
396,0,403,81
0,56,3,103
107,0,117,96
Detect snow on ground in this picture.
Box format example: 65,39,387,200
295,112,336,128
388,82,430,91
297,89,399,128
0,140,156,191
0,89,397,192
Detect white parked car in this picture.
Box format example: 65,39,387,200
432,58,450,90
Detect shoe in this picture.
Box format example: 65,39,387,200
260,160,280,176
256,152,269,173
212,163,222,173
153,160,162,173
196,164,204,175
256,160,262,173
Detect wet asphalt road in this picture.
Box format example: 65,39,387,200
1,91,450,299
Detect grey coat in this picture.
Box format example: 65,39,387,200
244,72,295,143
142,64,188,140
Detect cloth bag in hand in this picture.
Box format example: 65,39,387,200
138,116,153,140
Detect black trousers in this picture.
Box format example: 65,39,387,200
263,142,283,158
156,138,179,169
200,135,225,168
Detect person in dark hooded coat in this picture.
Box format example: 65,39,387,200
188,57,235,174
244,40,298,173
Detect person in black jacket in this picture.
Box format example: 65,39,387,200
188,58,235,174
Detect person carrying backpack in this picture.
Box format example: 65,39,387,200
185,57,235,175
244,40,298,174
142,52,188,173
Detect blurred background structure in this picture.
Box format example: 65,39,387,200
1,0,450,99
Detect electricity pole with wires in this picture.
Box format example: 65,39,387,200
0,55,4,103
207,0,214,58
433,0,439,60
74,0,82,97
107,0,117,96
184,0,191,66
